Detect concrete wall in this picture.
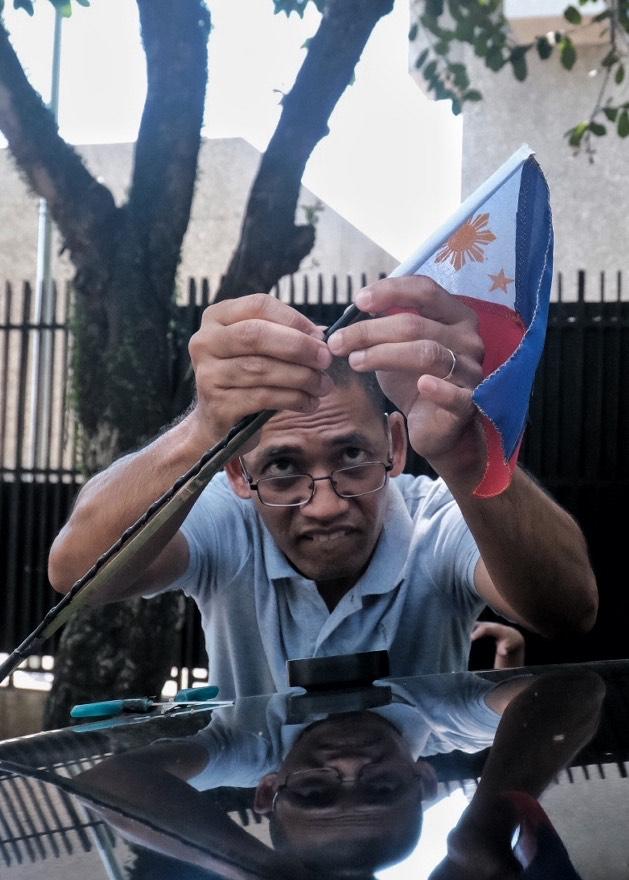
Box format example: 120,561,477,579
407,5,629,299
0,137,396,289
460,46,629,299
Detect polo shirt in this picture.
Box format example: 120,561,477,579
171,472,483,700
184,673,502,791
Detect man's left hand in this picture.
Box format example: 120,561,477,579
328,276,485,487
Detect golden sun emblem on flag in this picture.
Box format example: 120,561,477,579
435,213,496,271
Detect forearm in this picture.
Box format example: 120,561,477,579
445,467,598,637
48,410,211,596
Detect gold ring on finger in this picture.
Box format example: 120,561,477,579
442,348,456,382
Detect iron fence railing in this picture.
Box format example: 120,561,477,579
1,270,629,676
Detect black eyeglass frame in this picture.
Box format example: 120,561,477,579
239,414,394,508
271,764,424,813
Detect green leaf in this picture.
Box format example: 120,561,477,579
589,121,606,136
13,0,35,13
425,0,444,16
408,23,418,41
601,49,618,69
560,36,577,70
424,60,438,79
616,64,625,85
618,110,629,138
50,0,73,15
451,97,462,115
603,107,618,121
536,36,553,60
564,5,582,25
485,47,504,71
510,45,529,81
567,121,588,147
414,48,429,69
462,89,483,102
449,62,469,89
455,18,475,42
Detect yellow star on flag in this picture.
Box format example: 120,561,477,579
488,268,515,293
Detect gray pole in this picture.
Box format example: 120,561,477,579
30,9,63,472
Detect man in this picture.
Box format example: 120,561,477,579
48,277,598,698
74,671,514,877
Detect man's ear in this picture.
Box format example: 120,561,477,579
388,411,408,478
224,458,252,500
415,760,438,801
253,772,279,816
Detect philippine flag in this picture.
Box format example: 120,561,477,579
391,144,553,498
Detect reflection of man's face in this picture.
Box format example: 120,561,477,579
254,712,435,875
227,383,406,591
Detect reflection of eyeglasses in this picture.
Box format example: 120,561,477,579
272,765,423,812
240,415,393,508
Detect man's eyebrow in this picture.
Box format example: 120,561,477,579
257,444,305,461
328,432,376,448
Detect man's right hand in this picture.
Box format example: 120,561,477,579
48,294,333,597
188,294,333,445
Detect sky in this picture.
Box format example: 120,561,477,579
2,0,463,261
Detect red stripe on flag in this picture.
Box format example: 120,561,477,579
458,297,526,497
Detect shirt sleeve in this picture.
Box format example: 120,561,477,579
166,472,255,607
403,475,482,614
402,675,502,756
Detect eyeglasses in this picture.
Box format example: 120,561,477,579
272,765,423,812
241,460,392,508
240,414,393,508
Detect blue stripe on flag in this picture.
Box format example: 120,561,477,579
473,157,554,461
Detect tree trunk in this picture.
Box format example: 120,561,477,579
42,594,185,730
0,0,392,728
214,0,394,302
30,0,211,729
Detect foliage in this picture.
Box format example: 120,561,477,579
273,0,325,18
301,197,325,226
409,0,629,155
0,0,88,16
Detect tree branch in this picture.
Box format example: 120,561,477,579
128,0,211,306
215,0,394,302
0,20,118,274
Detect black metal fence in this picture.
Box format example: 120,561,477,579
1,271,628,677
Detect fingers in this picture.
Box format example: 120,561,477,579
415,374,476,418
189,294,334,436
194,294,331,371
354,275,476,325
214,356,333,397
328,276,484,390
346,340,482,389
471,622,526,655
211,293,323,337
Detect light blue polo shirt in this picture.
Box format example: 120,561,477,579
172,472,483,700
183,674,502,791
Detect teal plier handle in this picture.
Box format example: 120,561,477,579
70,698,154,719
70,685,220,719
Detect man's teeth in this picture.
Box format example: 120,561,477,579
310,531,348,543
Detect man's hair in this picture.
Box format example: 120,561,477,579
326,357,387,415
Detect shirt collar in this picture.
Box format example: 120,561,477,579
260,478,413,594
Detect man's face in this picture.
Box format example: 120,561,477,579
253,712,433,874
227,382,406,587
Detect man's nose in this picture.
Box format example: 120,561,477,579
323,753,375,779
301,477,351,519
